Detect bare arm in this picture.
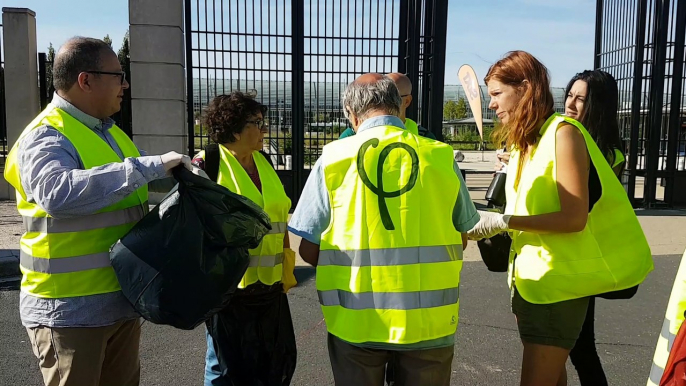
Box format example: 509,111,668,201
298,238,320,267
507,124,590,234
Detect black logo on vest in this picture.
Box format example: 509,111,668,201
356,138,419,231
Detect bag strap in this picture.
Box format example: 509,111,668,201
204,143,221,182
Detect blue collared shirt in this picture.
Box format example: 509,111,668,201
17,93,168,328
287,115,479,350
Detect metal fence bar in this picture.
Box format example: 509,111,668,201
291,0,304,202
664,0,686,202
185,0,195,156
38,53,47,109
643,0,671,206
0,23,6,166
628,0,648,205
594,0,604,68
427,0,448,140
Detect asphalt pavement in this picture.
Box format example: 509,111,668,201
1,255,679,386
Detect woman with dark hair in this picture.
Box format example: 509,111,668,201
467,51,653,386
192,91,297,386
565,70,625,174
564,70,626,386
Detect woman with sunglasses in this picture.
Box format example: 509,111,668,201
192,91,297,386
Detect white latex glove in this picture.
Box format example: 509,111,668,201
467,210,512,240
160,152,192,173
191,165,210,180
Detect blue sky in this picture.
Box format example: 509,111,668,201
6,0,595,87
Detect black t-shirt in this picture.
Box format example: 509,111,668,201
588,150,623,212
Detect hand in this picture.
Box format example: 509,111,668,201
191,165,210,180
497,151,510,164
467,210,511,240
160,152,192,172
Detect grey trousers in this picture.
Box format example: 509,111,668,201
327,333,454,386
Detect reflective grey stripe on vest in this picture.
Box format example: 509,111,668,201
24,203,147,234
268,222,287,235
20,250,111,274
661,318,677,350
648,318,677,385
248,253,284,268
648,362,664,386
318,245,463,267
318,287,459,310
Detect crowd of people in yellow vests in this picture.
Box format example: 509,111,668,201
4,36,686,386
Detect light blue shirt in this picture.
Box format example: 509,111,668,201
17,93,169,328
287,115,479,350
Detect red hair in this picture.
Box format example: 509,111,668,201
485,51,554,152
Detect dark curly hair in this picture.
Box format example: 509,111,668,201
202,91,268,144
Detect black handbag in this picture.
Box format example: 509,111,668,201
597,285,639,300
477,232,511,272
476,172,511,272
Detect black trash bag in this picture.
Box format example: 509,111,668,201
207,287,297,386
110,167,271,330
477,232,511,273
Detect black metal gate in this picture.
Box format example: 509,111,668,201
0,24,7,167
595,0,686,207
184,0,449,204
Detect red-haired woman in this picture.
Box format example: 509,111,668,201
467,51,653,386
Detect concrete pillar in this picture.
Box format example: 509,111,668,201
2,8,38,200
2,8,38,151
129,0,187,156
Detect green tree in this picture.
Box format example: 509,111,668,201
443,100,458,120
455,97,468,119
103,34,113,49
118,30,130,68
46,43,55,95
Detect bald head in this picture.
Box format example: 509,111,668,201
386,73,412,96
386,73,413,121
341,73,401,131
354,73,386,85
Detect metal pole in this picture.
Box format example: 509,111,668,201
406,0,420,122
428,0,448,141
398,0,409,75
664,0,686,205
184,0,195,156
594,0,604,69
420,0,433,127
38,52,47,110
627,0,648,206
644,0,671,207
291,0,305,204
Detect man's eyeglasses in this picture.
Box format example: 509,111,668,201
86,71,127,85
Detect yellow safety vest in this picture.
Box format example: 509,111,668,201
404,118,420,136
4,104,148,299
647,249,686,386
504,113,653,304
317,125,463,344
197,145,290,288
